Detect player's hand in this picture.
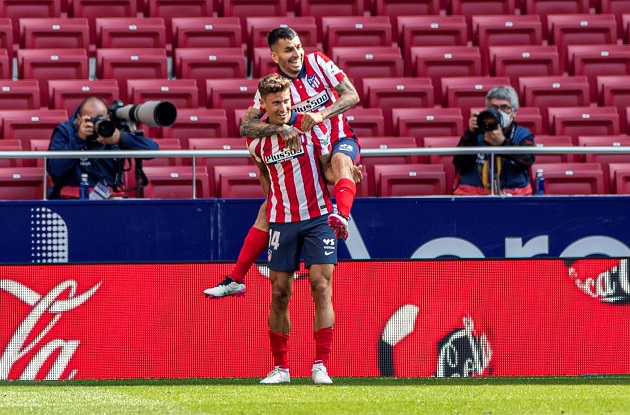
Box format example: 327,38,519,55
352,164,364,184
279,124,303,152
300,112,324,132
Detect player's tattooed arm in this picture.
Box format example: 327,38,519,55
240,107,300,140
320,78,360,120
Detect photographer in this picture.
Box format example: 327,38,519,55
453,86,535,196
47,96,159,199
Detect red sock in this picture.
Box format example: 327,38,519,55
269,330,289,369
314,327,333,366
230,227,268,283
333,178,355,218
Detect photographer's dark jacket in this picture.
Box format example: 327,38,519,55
46,106,159,199
453,122,535,195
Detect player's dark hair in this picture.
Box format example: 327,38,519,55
267,26,298,49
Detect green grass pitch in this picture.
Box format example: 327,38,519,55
2,377,630,415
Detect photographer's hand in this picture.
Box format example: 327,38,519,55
484,128,505,146
468,111,479,132
77,115,94,141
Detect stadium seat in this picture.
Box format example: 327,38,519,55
205,78,259,136
578,134,630,192
513,107,544,136
374,163,447,196
597,75,630,134
521,0,590,38
143,138,182,167
609,162,630,194
171,17,241,50
423,135,460,192
2,0,61,43
214,164,264,198
70,0,137,47
489,45,561,87
598,0,630,40
0,19,13,60
96,48,169,102
187,137,251,196
397,16,468,74
0,79,40,110
441,76,511,120
126,78,199,109
47,79,119,114
0,109,67,148
321,16,393,56
174,47,247,104
547,14,618,72
532,162,605,195
0,139,23,167
96,17,166,50
534,134,576,163
295,0,365,41
345,108,386,137
330,46,403,101
519,75,591,131
373,0,441,42
145,0,215,46
548,107,620,141
17,48,88,107
221,0,288,41
472,15,544,66
568,44,630,103
362,77,434,136
246,16,318,52
143,165,211,199
28,138,50,167
19,18,89,52
449,0,517,39
392,107,464,147
160,108,228,146
410,46,483,103
0,166,46,200
359,136,420,195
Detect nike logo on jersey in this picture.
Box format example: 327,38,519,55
324,251,335,256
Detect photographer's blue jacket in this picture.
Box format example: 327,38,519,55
47,106,159,198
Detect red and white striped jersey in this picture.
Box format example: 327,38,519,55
247,124,333,223
251,52,357,145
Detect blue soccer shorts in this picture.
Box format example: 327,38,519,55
332,137,361,166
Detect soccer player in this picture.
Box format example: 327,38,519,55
247,73,336,384
204,26,360,299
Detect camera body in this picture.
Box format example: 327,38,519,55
87,115,116,141
476,107,510,133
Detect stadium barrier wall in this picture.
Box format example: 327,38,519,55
2,259,628,380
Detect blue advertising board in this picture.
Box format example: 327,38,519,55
0,196,628,264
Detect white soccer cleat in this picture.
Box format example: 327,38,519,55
260,366,290,384
312,363,333,385
203,276,246,298
328,213,349,240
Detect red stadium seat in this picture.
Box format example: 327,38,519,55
534,134,576,163
532,162,605,195
126,78,199,109
160,108,228,145
296,0,365,41
0,79,40,110
188,137,251,197
521,0,590,38
171,17,241,50
393,107,464,147
398,16,467,74
246,16,318,52
48,79,119,114
214,164,264,198
96,48,168,102
205,78,258,136
0,139,23,167
29,138,51,167
321,16,393,56
599,0,630,41
17,48,88,106
568,44,630,103
0,19,13,60
0,166,46,200
0,49,10,80
0,109,67,148
19,18,89,52
145,0,215,46
331,46,403,101
449,0,517,39
373,0,441,41
513,107,544,136
423,135,460,192
547,14,618,72
441,76,511,119
489,45,561,87
519,75,591,131
2,0,61,43
609,162,630,194
374,163,447,196
362,77,434,136
70,0,137,46
344,107,385,137
143,165,211,199
597,75,630,134
221,0,287,41
359,136,419,195
96,17,166,50
472,15,544,65
174,47,246,104
548,106,620,140
410,46,483,103
143,138,182,167
578,134,630,191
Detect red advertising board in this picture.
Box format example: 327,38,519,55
1,259,629,380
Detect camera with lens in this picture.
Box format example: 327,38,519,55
107,100,178,132
475,107,504,133
87,114,116,141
